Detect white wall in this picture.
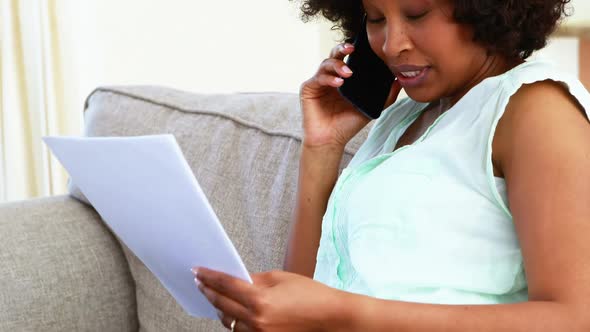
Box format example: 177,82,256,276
567,0,590,27
56,0,330,111
532,37,579,77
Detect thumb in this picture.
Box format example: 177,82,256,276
383,78,403,109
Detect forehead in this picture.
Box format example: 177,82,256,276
362,0,435,9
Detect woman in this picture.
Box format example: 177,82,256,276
192,0,590,330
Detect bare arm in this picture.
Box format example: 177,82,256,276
282,41,388,277
332,294,585,331
282,143,344,278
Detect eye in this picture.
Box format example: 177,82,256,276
366,17,385,24
406,11,428,20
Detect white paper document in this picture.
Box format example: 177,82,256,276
43,134,251,319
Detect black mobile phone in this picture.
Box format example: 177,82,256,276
337,15,396,119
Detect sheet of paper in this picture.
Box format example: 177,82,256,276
43,134,251,319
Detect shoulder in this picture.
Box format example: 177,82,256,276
492,79,589,178
505,78,582,112
501,79,586,136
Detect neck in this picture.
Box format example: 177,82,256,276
442,55,525,109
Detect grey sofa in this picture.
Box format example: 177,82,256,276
0,86,371,331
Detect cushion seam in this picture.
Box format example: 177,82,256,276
83,87,359,156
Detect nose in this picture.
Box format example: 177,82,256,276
382,22,413,58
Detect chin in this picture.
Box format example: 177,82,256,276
404,89,438,104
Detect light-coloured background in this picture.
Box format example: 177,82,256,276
0,0,588,203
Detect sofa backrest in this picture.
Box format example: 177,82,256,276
69,86,372,331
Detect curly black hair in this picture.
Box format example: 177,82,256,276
290,0,573,60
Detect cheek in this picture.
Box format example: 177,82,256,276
413,30,445,57
367,33,385,58
416,26,479,71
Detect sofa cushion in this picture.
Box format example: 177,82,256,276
0,196,137,331
70,86,372,331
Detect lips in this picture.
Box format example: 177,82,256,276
399,70,423,78
391,65,431,88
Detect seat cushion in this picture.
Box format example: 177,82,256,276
70,86,372,331
0,196,137,331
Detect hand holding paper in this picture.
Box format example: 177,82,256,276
43,134,251,319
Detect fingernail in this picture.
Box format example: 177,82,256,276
342,66,352,74
191,267,200,276
344,43,353,49
194,277,201,288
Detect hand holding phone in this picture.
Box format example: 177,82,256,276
298,17,400,149
337,15,398,119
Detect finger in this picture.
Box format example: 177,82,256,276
194,267,256,307
300,71,345,94
219,314,251,332
217,311,233,329
317,73,345,88
300,53,355,94
319,58,353,79
329,42,355,60
218,311,240,331
198,281,251,323
234,319,250,332
303,59,352,92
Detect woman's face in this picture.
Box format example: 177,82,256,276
362,0,513,106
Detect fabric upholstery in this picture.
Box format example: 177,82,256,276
68,86,372,331
0,195,137,331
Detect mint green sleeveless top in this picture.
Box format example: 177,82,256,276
313,59,590,304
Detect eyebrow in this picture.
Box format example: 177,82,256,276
363,0,433,11
406,0,433,8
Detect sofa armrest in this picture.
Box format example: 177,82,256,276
0,195,138,331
